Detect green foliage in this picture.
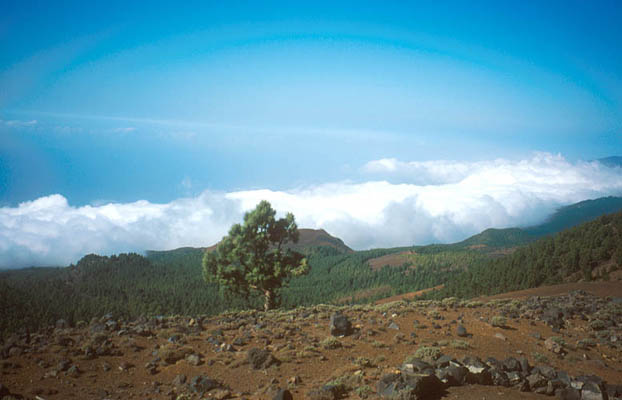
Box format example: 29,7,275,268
589,319,606,331
491,316,508,328
321,336,342,349
532,352,549,364
450,340,471,349
355,385,373,399
524,196,622,237
0,253,227,337
410,346,442,363
458,227,533,248
202,200,309,311
426,211,622,299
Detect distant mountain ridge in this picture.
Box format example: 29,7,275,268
291,228,353,253
596,156,622,168
145,228,351,266
457,196,622,249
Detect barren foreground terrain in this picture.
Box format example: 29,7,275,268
1,284,621,399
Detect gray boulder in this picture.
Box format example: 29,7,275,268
189,375,221,394
330,313,352,336
456,325,468,337
247,348,279,370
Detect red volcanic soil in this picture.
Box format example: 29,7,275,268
375,285,445,305
367,251,416,271
2,285,621,399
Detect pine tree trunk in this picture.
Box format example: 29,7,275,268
263,289,275,311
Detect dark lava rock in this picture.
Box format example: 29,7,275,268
556,387,581,400
456,325,467,337
377,371,445,399
507,371,522,386
542,307,565,330
605,384,622,399
57,359,71,372
526,373,548,390
402,359,432,373
502,357,521,372
535,365,557,380
66,365,80,378
435,355,453,368
329,313,352,336
247,348,279,370
517,356,530,374
556,370,571,387
435,363,468,387
490,368,510,387
172,374,186,386
485,357,503,370
273,388,294,400
189,375,221,394
581,381,608,400
462,356,492,385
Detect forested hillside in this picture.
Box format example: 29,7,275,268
427,211,622,299
523,196,622,237
0,246,454,337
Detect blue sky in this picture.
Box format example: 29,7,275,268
1,1,622,266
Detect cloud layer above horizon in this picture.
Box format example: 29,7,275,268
2,153,622,268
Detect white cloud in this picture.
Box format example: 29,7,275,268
1,153,622,268
111,127,136,133
1,119,37,127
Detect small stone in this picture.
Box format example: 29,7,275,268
118,361,133,371
189,375,221,393
66,365,80,378
581,381,607,400
172,374,186,386
545,337,564,354
186,354,201,366
502,357,521,372
329,313,352,336
388,321,400,330
527,373,547,389
247,348,279,370
456,325,467,337
288,376,302,385
556,387,581,400
57,359,71,372
273,388,293,400
507,371,522,386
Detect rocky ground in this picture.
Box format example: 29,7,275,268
1,288,621,400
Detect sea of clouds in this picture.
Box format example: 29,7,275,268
1,153,622,268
